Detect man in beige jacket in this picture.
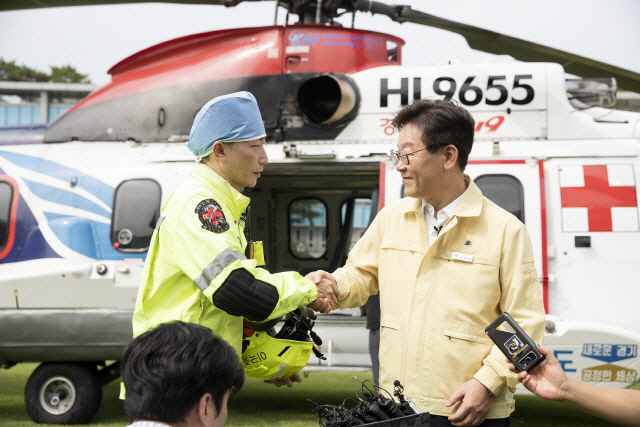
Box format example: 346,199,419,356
310,99,545,427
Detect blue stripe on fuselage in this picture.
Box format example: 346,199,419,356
24,179,111,219
0,151,132,261
0,150,114,206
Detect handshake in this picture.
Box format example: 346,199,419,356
305,270,339,313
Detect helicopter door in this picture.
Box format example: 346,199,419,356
243,164,379,276
542,158,640,333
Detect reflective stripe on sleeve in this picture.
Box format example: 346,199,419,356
194,247,247,292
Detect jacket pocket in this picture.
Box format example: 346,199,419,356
443,328,493,344
432,321,493,398
379,239,426,297
381,239,425,254
380,313,403,331
434,251,501,310
379,313,404,384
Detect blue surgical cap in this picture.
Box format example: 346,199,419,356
187,91,266,157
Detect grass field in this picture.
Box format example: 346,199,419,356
1,363,633,426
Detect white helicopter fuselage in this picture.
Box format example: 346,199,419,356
1,60,640,394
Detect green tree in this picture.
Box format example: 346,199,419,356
50,65,90,84
0,58,49,82
0,58,91,83
0,58,92,103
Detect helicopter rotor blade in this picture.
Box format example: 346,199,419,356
353,0,640,92
0,0,261,11
3,0,639,91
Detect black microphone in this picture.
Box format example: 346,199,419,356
434,226,442,235
393,380,417,416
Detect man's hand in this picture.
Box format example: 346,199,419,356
445,378,493,427
305,270,339,313
307,298,331,313
507,344,567,402
264,373,302,388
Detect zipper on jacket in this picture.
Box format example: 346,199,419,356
243,206,253,259
241,206,251,241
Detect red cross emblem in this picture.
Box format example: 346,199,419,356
560,165,638,232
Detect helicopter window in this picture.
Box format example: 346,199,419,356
475,174,525,223
0,180,13,252
111,178,161,252
289,198,327,259
386,40,398,62
342,198,373,252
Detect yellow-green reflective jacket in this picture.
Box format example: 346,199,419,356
132,164,318,355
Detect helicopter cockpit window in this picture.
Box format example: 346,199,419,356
111,178,161,252
289,198,327,259
342,198,372,252
0,180,13,252
386,40,398,62
475,174,525,223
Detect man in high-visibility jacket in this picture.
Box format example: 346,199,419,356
132,91,338,387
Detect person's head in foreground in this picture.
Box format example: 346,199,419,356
122,321,245,427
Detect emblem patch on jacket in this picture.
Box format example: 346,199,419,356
195,199,229,233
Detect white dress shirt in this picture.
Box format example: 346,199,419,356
422,190,466,248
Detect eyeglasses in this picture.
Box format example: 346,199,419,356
389,147,427,165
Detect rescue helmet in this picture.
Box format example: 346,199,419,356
241,330,315,380
241,307,324,380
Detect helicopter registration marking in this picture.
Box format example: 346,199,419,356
380,75,535,107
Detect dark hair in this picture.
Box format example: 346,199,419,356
392,98,475,171
122,321,244,424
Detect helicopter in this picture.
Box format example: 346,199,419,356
1,0,640,424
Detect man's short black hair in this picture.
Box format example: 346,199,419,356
392,98,475,171
122,321,244,424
